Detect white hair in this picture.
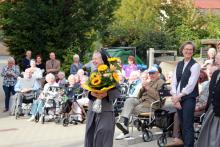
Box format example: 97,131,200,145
68,74,75,82
130,70,140,78
77,69,84,75
45,73,55,82
73,54,80,59
208,48,217,55
8,57,15,63
30,59,36,66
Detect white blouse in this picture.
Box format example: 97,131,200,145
171,61,201,96
32,67,43,79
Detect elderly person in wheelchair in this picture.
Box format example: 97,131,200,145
14,68,40,116
27,73,59,122
115,66,164,140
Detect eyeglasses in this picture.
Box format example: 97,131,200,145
183,48,193,51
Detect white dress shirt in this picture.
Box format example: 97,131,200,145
171,60,201,97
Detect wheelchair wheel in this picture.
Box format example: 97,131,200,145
157,135,167,147
142,130,153,142
133,119,142,131
63,118,69,127
54,116,61,124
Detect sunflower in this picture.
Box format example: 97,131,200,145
110,64,117,71
98,64,108,72
112,72,119,83
108,57,119,62
90,72,98,81
91,77,101,86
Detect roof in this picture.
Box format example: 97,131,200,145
195,0,220,9
201,39,220,45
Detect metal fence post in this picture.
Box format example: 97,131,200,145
149,48,154,67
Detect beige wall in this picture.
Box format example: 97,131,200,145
0,42,9,55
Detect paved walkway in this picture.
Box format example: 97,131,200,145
0,56,159,147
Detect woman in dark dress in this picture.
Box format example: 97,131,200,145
84,49,120,147
35,55,45,71
195,52,220,147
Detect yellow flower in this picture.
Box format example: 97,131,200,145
98,64,108,72
91,77,101,86
110,64,117,71
112,72,119,83
100,85,115,91
82,84,93,91
90,72,98,81
108,57,119,62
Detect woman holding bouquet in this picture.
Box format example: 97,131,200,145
84,49,120,147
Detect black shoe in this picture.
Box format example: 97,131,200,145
3,109,8,112
116,122,129,134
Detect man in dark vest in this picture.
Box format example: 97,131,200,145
171,41,200,147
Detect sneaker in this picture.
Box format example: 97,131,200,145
39,116,43,122
49,115,53,120
27,116,35,122
115,133,130,140
116,122,129,134
77,115,83,122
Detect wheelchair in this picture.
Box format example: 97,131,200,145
194,112,205,141
113,83,129,117
61,91,87,127
131,83,172,146
48,85,87,127
35,86,64,124
14,90,39,119
134,83,206,147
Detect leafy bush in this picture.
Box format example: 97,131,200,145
0,0,119,71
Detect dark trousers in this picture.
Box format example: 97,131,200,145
173,112,182,139
178,98,196,147
3,85,15,110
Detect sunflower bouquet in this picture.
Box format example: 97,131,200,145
82,57,121,113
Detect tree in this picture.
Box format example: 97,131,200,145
205,13,220,39
103,0,173,62
160,0,209,49
0,0,118,71
105,0,161,45
105,0,211,58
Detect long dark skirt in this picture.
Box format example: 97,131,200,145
195,105,220,147
84,110,115,147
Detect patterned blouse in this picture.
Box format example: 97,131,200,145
1,65,20,87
